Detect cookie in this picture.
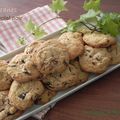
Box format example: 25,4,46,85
24,40,44,54
0,91,23,120
107,42,120,65
59,32,84,60
7,53,40,82
8,80,44,110
2,111,22,120
70,60,89,82
83,32,116,48
79,45,111,74
0,91,9,111
78,26,92,34
0,60,13,91
42,61,88,91
35,89,56,104
33,39,69,75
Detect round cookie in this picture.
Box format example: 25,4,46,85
59,32,84,60
0,91,23,120
0,91,9,111
35,89,56,104
33,39,69,75
70,60,89,82
24,40,44,54
78,26,92,34
42,61,88,91
79,45,111,74
83,32,116,48
7,53,40,82
0,60,13,91
2,111,23,120
8,80,44,110
107,42,120,65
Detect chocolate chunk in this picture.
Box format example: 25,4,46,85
21,59,25,63
18,93,27,100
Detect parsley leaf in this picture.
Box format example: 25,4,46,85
98,13,120,36
83,0,101,11
24,20,46,39
32,26,46,39
62,20,81,32
63,0,120,37
17,37,26,45
24,20,34,33
80,9,101,22
50,0,67,14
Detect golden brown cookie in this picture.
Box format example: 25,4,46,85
0,91,9,111
70,60,89,82
78,26,92,34
0,91,23,120
8,80,44,110
7,53,40,83
24,40,44,54
79,45,111,74
107,42,120,65
83,32,116,48
42,61,88,91
35,89,56,104
0,60,13,91
3,111,23,120
33,39,69,75
59,32,84,60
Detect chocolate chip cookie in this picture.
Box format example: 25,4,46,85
0,91,23,120
8,80,44,110
35,89,56,104
59,32,84,60
0,91,9,112
0,60,13,91
7,53,40,82
83,32,116,48
79,45,111,74
33,39,69,75
42,61,88,91
24,40,44,54
107,42,120,65
70,60,89,82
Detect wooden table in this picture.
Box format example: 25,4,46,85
0,0,120,120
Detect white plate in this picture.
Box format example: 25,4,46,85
1,30,120,120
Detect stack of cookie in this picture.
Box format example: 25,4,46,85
0,30,119,120
79,31,120,73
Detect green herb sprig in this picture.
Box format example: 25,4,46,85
64,0,120,37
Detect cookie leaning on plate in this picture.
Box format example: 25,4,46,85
0,91,23,120
58,32,84,60
33,39,69,75
70,60,89,82
8,80,44,110
7,53,40,83
83,32,116,48
35,89,56,104
0,91,9,111
42,60,88,91
0,60,13,91
24,40,44,54
107,42,120,65
79,45,111,74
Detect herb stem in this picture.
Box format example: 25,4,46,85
80,21,101,32
38,16,61,27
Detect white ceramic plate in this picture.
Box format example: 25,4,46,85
1,30,120,120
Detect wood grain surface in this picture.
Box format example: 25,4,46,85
0,0,120,120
